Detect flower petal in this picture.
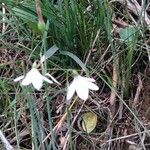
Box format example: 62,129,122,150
21,71,33,86
21,68,40,87
84,77,96,82
67,81,76,100
42,76,53,84
87,81,99,91
75,79,89,100
45,73,61,85
76,84,89,100
30,68,44,90
14,75,25,82
32,77,43,90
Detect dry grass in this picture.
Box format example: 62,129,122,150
0,0,150,150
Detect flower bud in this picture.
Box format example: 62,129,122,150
38,21,45,33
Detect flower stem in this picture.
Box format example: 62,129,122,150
41,96,78,145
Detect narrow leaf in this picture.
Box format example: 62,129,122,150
60,51,87,71
40,45,59,63
12,7,37,22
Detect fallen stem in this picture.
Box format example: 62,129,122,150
0,130,14,150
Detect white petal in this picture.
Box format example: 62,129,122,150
71,75,99,100
75,78,89,100
67,81,76,100
84,77,96,82
87,81,99,91
21,71,33,86
42,76,53,84
75,83,89,100
75,75,95,82
45,73,61,85
32,77,43,90
30,68,44,90
14,75,25,82
21,68,41,87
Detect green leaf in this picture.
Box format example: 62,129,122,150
12,7,37,22
81,112,97,133
40,45,59,63
59,51,87,72
119,26,137,45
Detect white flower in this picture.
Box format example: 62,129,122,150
14,68,53,90
67,75,99,101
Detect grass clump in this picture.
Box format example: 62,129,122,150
0,0,150,149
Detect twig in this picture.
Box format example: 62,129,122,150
132,73,143,107
108,50,119,149
84,29,101,66
110,52,119,109
101,129,150,146
110,0,150,26
0,130,14,150
35,0,44,23
62,102,85,150
111,0,150,62
112,19,129,29
40,97,78,149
